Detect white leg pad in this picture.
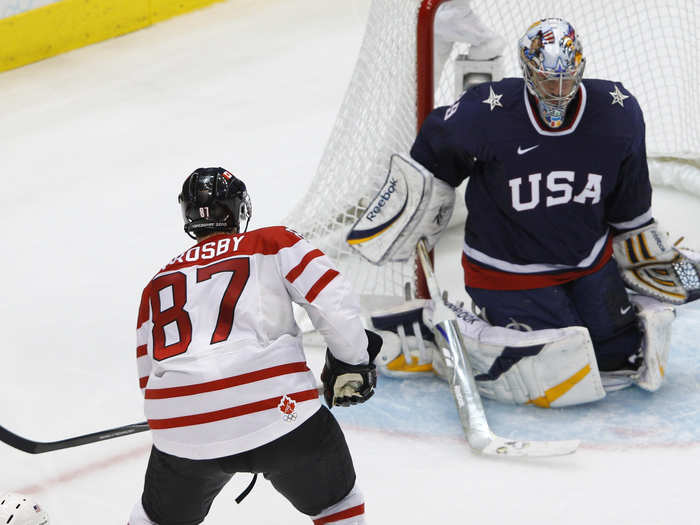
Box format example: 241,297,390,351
374,330,436,378
630,295,676,391
444,315,606,407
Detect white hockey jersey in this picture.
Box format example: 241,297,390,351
136,226,369,460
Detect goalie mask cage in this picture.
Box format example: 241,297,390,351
284,0,699,303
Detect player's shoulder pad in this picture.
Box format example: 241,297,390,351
582,79,644,142
253,225,306,250
440,77,523,123
583,79,643,121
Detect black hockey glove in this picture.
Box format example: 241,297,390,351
321,330,382,407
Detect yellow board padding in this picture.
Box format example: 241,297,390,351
0,0,225,73
150,0,225,23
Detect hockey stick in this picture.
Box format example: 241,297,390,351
0,421,150,454
416,239,580,457
1,384,328,454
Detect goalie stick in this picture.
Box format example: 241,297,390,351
416,239,580,457
0,420,149,454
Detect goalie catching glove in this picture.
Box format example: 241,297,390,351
321,330,383,407
613,220,700,305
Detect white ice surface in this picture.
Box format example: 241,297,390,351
0,1,698,524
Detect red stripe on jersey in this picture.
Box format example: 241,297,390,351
462,238,613,290
145,362,311,399
286,249,324,283
305,270,339,302
313,504,365,525
136,345,147,358
139,376,149,389
147,388,319,429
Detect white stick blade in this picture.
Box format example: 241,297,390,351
480,437,580,457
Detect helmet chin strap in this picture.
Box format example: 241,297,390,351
184,219,233,239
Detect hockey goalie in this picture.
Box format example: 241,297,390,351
347,16,700,408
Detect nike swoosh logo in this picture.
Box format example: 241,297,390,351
517,145,540,155
620,306,632,315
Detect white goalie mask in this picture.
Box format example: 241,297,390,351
0,493,49,525
518,18,585,128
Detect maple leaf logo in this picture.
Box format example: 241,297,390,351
278,395,297,419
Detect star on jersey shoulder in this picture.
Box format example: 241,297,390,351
609,85,629,107
482,86,503,111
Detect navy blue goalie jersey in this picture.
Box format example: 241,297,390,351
410,78,653,290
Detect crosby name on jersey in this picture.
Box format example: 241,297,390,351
411,77,652,290
136,226,368,460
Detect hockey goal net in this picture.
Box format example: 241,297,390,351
285,0,700,303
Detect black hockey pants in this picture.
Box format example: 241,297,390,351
140,406,356,525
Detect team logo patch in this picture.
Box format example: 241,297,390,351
278,394,298,422
609,85,629,107
482,86,503,111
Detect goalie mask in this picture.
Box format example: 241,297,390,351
519,18,585,128
179,167,252,239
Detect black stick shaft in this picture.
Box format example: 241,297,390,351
0,421,150,454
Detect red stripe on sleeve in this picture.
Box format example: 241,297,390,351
145,362,311,399
313,504,365,525
136,345,147,358
147,388,319,429
286,249,324,283
305,269,339,303
139,376,149,389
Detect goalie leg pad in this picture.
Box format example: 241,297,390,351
451,316,606,407
377,299,606,406
371,300,437,377
373,330,437,377
630,295,676,391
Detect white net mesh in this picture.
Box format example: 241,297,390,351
286,0,700,300
285,0,425,299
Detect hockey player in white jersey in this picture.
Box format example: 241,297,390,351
128,167,381,525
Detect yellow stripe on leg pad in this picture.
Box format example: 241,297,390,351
527,365,591,408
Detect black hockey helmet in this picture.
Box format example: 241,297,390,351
178,167,252,239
